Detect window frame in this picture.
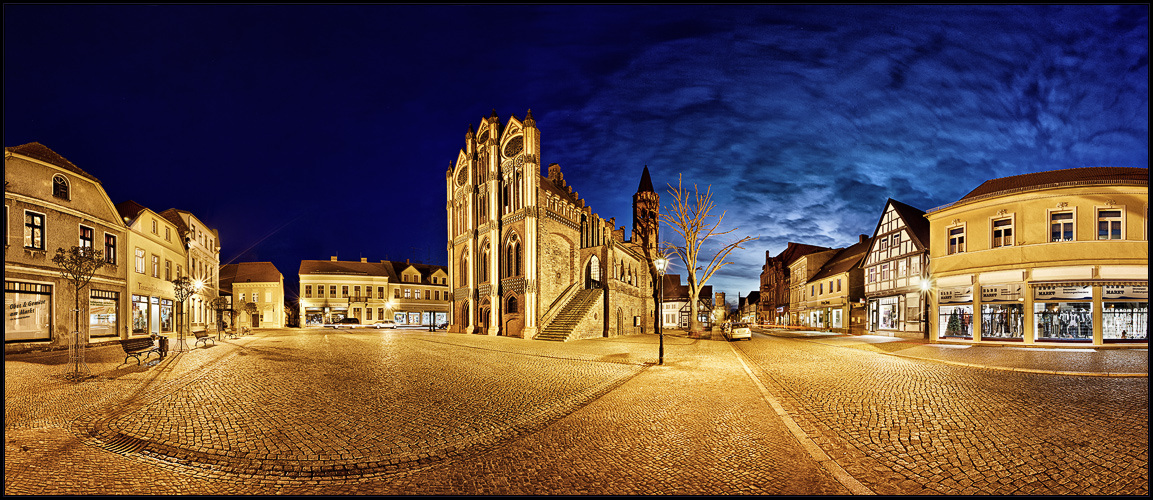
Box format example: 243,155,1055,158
990,215,1015,248
135,247,146,274
78,224,95,250
947,222,966,255
1095,206,1124,241
52,174,70,200
1047,207,1077,243
24,209,47,250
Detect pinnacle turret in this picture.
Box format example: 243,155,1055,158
637,165,655,193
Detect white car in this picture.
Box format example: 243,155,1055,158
724,322,752,341
373,320,397,329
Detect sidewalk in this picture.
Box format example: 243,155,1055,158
756,327,1148,377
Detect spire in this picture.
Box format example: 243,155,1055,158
490,108,499,120
466,123,474,138
637,165,655,193
524,108,536,127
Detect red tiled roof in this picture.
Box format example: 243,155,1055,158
6,142,101,183
220,262,283,287
960,167,1148,201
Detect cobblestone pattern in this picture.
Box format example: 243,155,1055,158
735,334,1149,495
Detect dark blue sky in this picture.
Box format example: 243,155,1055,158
5,5,1148,303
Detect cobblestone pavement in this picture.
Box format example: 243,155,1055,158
5,327,1147,494
736,329,1149,495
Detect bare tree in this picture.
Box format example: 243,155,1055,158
661,174,756,336
52,246,107,379
52,246,107,339
209,296,230,333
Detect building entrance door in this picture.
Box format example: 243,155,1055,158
251,313,260,327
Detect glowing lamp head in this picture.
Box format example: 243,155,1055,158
654,256,669,274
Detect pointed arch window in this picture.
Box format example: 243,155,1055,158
507,296,518,314
480,241,491,283
505,234,522,277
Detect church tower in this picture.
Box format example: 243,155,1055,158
632,165,659,256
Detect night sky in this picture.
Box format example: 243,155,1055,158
5,5,1148,304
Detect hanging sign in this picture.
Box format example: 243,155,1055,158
938,286,972,304
981,284,1024,303
1102,285,1148,301
1033,285,1092,301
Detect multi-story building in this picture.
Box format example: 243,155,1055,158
738,291,759,323
787,247,839,326
862,199,931,338
5,143,128,349
220,262,285,328
804,235,870,333
446,110,658,340
925,166,1147,347
657,274,714,330
115,200,186,338
299,257,449,327
158,209,220,334
760,242,833,325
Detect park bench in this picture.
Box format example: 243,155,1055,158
194,330,215,347
121,337,160,365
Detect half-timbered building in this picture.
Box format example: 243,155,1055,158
862,199,931,338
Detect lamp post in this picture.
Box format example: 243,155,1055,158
654,256,669,365
920,276,931,340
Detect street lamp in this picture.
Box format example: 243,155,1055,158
654,256,669,365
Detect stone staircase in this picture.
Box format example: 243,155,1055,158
535,289,602,342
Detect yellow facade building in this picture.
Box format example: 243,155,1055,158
115,201,187,338
299,257,449,327
925,167,1148,347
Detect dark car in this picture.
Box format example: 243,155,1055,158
335,317,360,328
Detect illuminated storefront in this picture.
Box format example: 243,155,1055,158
926,166,1147,347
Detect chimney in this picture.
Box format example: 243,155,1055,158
361,257,368,263
859,234,868,244
406,259,410,264
330,256,338,261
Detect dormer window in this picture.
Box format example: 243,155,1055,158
52,174,70,199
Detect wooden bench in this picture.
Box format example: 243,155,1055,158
121,337,159,365
194,331,215,347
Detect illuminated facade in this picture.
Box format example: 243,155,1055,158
299,257,449,327
925,167,1148,346
115,201,186,338
787,248,839,326
159,209,220,334
804,235,870,334
220,262,285,328
863,199,931,338
446,110,658,340
760,242,833,325
5,143,128,348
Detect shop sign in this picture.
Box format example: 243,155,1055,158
981,284,1024,303
938,286,972,304
6,292,52,341
1103,285,1148,300
1033,285,1092,301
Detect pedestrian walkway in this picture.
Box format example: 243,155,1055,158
757,327,1148,377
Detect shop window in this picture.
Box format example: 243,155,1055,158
981,303,1024,339
1034,302,1092,340
160,299,173,332
948,226,965,254
1097,209,1122,240
24,211,45,250
939,305,973,338
992,218,1013,247
1102,302,1147,340
1050,212,1074,242
79,225,94,250
52,174,70,199
131,295,149,334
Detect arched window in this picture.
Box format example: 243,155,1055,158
507,296,518,314
52,174,70,199
460,250,470,286
505,234,522,277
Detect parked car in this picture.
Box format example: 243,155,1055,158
724,322,752,341
334,317,360,328
373,320,397,329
